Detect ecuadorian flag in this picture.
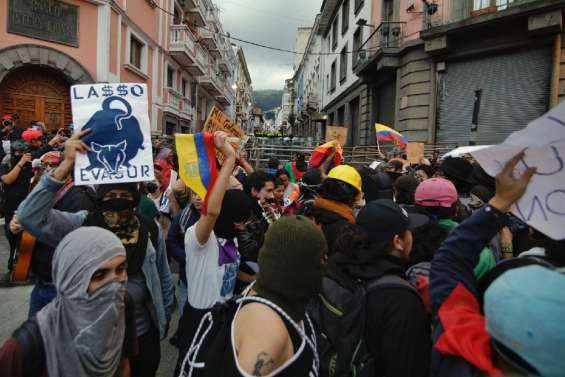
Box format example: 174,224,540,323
375,123,408,149
175,132,218,214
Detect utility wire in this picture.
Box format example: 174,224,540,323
154,2,391,56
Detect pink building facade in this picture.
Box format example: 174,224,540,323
0,0,236,135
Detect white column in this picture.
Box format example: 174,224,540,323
96,3,111,82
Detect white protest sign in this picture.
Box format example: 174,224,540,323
71,83,154,185
471,102,565,240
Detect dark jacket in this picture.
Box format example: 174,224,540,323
167,205,200,284
31,184,97,282
430,205,508,377
329,253,431,377
312,197,356,256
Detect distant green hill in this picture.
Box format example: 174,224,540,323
254,90,283,112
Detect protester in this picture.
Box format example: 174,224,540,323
311,199,431,377
275,168,299,207
0,227,137,377
243,170,276,224
9,150,96,314
313,165,362,255
21,128,64,159
415,177,497,279
359,167,394,202
266,157,281,176
17,130,174,377
174,132,254,374
167,191,202,317
137,181,160,220
180,215,325,376
283,152,308,183
393,175,420,205
437,157,476,220
430,152,565,377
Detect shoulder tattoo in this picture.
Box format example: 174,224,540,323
252,351,275,376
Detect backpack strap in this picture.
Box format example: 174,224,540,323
365,274,422,302
12,320,45,377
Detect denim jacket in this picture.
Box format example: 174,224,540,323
17,173,174,339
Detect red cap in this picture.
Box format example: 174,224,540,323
2,115,13,121
415,178,458,208
22,128,43,142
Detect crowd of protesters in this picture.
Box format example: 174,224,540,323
0,113,564,377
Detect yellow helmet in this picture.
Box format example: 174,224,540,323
327,165,362,192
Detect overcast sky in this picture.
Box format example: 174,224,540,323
217,0,321,90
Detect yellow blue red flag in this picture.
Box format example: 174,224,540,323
175,132,217,214
375,123,408,149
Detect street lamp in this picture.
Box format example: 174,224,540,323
356,18,375,28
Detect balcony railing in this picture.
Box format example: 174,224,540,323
169,25,196,65
195,45,208,71
357,21,405,65
181,97,192,116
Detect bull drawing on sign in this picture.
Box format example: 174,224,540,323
81,96,144,174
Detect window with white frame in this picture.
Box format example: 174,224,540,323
127,29,148,74
167,67,175,89
130,36,143,70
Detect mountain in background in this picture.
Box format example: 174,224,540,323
254,90,283,112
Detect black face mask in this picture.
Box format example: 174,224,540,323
146,182,159,194
99,198,136,212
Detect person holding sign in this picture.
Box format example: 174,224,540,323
431,152,565,377
16,130,174,377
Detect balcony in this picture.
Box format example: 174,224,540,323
354,21,405,76
216,85,235,107
199,67,223,97
169,25,196,66
184,0,206,27
218,55,230,72
185,44,207,76
165,88,193,119
199,28,219,51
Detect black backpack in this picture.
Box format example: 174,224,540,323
177,294,318,377
12,320,45,377
309,274,420,377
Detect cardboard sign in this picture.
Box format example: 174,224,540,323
204,106,246,161
406,142,425,164
71,83,154,185
471,101,565,240
326,126,348,145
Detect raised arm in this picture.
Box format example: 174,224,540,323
17,130,91,247
195,132,236,245
1,153,31,185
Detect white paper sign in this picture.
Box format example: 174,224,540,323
71,83,154,185
471,102,565,240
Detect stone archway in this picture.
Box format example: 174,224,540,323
0,44,93,130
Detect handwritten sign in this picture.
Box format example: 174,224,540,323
471,102,565,240
406,142,425,164
204,106,246,162
71,83,154,185
325,126,348,145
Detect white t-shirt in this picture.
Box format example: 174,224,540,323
185,224,241,309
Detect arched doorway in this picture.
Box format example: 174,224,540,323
0,66,72,130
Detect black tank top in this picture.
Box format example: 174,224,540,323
224,298,319,377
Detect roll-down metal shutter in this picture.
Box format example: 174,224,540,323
437,47,551,145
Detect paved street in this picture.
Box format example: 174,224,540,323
0,222,180,377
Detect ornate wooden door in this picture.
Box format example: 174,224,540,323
0,67,72,131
